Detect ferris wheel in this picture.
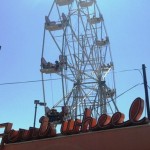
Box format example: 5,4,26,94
41,0,118,122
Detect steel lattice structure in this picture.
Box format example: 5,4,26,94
41,0,118,121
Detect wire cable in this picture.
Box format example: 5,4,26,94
115,68,143,77
115,83,143,100
0,78,61,86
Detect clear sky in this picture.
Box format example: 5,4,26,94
0,0,150,132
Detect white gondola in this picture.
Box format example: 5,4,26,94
96,37,109,47
105,89,115,98
40,68,61,74
79,0,94,7
55,0,74,6
101,63,113,72
40,57,61,74
88,16,103,24
45,16,65,31
45,23,65,31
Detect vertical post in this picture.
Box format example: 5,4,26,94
33,103,38,128
142,64,150,120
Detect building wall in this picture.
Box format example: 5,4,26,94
2,124,150,150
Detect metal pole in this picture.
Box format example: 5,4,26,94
33,104,38,128
142,64,150,120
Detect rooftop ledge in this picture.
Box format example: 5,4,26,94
1,124,150,150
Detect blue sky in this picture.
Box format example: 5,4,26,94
0,0,150,132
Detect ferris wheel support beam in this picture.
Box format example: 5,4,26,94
61,71,66,106
52,85,77,108
72,84,98,110
41,27,47,114
111,97,119,112
98,87,104,114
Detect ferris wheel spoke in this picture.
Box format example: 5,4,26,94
48,1,55,17
56,71,75,82
49,31,62,53
83,48,99,77
65,27,83,80
65,45,79,80
68,23,97,76
52,84,76,108
56,3,62,21
78,10,98,72
66,65,78,81
63,42,78,80
67,63,97,82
